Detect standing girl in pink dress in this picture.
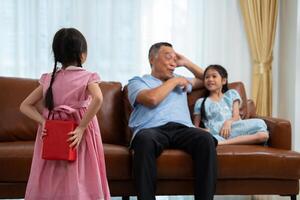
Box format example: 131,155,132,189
20,28,110,200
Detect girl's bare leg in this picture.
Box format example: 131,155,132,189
218,132,268,145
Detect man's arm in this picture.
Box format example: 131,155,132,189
190,78,203,90
176,53,204,90
136,77,190,107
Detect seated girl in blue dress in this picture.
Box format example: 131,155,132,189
193,64,269,145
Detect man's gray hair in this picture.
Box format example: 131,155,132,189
148,42,173,67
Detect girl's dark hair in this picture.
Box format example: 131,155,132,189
45,28,87,112
200,65,229,124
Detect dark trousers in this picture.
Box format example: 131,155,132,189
131,122,217,200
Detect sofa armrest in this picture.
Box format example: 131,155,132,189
246,99,291,150
257,116,292,150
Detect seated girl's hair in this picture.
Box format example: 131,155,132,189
200,65,229,122
45,28,87,111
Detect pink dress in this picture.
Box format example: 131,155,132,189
25,66,110,200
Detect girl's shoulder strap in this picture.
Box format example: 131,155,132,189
195,97,205,106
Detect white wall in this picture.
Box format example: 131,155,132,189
277,0,300,152
296,0,300,152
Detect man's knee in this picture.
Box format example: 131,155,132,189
193,131,217,150
192,128,215,143
131,130,157,152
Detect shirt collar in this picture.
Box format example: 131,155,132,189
61,66,86,71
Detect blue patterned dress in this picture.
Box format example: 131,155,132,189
193,89,268,141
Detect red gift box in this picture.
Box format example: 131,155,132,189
42,120,77,161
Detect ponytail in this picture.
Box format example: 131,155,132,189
199,89,209,127
45,61,58,111
200,97,207,121
76,54,82,68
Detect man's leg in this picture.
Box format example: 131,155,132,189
172,126,217,200
131,127,170,200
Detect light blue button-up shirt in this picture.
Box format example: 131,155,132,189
128,74,195,140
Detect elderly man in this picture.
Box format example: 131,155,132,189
128,42,217,200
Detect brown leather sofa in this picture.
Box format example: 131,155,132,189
1,76,300,200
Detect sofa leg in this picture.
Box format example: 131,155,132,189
122,196,130,200
291,194,297,200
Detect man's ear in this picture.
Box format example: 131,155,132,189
149,56,155,68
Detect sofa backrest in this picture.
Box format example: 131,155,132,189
97,82,126,145
0,77,40,142
123,81,249,145
0,77,126,145
0,76,249,146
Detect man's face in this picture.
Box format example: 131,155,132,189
150,46,177,80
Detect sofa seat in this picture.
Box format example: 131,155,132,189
104,144,132,180
217,145,300,179
0,141,33,182
0,142,134,182
156,145,300,180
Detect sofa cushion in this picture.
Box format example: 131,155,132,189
217,145,300,179
98,82,126,145
0,77,126,145
122,86,133,146
104,144,132,180
0,77,39,142
156,145,300,180
0,141,33,182
0,142,133,182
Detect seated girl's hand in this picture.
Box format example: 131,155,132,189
220,120,233,139
68,126,85,148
